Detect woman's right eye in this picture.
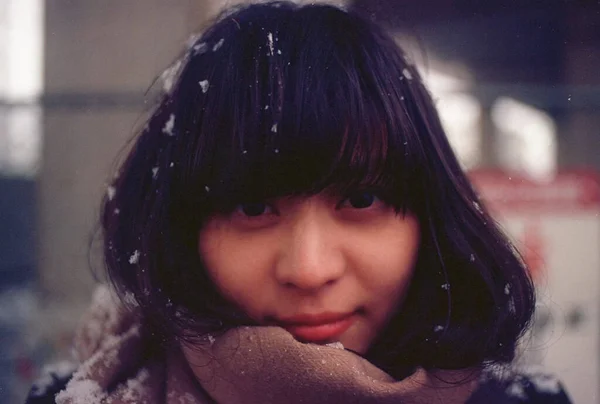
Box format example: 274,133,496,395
235,202,276,218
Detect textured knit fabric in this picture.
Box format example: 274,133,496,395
26,286,572,404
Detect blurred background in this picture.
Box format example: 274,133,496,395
1,0,599,402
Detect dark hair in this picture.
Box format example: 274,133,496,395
101,1,535,380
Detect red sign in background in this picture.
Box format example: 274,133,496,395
469,169,600,281
469,169,600,213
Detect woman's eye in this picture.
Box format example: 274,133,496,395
342,192,378,209
237,202,274,217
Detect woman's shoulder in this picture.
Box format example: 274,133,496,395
468,364,573,404
24,361,76,404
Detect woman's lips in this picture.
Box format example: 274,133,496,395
276,313,355,343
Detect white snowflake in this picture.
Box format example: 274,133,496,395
162,114,175,136
213,38,225,51
55,379,106,404
508,297,516,314
199,80,209,94
506,381,528,400
192,42,208,55
129,250,140,265
504,283,512,295
30,361,77,397
402,68,413,80
271,123,278,133
207,334,216,345
123,291,138,307
161,60,182,93
151,167,159,179
530,373,561,394
267,32,275,56
522,366,562,394
107,186,116,201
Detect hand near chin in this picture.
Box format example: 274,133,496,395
181,326,478,404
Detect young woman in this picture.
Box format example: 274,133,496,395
28,2,572,403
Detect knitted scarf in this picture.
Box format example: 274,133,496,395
55,286,480,404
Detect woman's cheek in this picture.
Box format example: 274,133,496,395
199,223,274,310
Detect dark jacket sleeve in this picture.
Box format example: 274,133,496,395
25,370,74,404
468,370,573,404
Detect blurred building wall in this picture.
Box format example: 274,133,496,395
39,0,214,338
560,7,600,169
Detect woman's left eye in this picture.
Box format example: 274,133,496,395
339,192,379,209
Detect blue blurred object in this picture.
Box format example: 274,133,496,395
0,177,39,403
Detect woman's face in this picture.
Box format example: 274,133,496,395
198,191,420,353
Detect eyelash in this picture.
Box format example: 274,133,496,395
234,191,384,219
336,191,381,210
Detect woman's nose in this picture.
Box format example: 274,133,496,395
274,212,345,292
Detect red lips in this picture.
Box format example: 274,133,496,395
275,312,355,343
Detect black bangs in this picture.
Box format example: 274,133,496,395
166,2,422,215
